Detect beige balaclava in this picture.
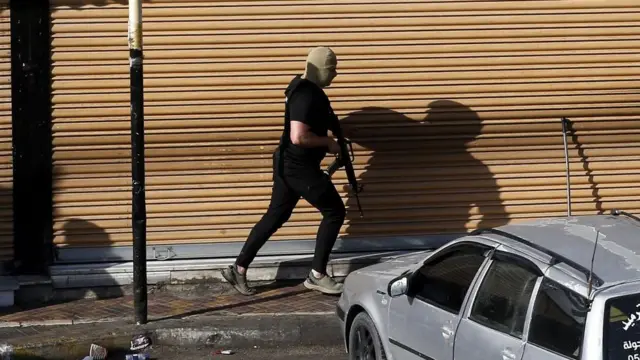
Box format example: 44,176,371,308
302,46,337,88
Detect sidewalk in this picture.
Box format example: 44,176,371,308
0,281,336,327
0,281,343,359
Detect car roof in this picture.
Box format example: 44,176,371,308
476,212,640,287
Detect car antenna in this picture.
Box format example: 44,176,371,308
586,227,601,303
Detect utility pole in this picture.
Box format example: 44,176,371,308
128,0,147,325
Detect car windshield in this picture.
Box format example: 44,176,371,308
605,293,640,360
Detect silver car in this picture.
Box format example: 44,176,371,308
336,210,640,360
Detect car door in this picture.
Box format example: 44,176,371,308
387,242,493,360
454,249,542,360
522,277,589,360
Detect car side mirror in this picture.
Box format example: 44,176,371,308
388,275,410,298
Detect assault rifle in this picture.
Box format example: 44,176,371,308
325,109,364,218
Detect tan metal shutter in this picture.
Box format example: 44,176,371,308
49,0,640,261
0,1,11,264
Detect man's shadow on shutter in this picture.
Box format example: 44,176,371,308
336,100,509,252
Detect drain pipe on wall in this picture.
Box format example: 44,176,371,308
129,0,148,325
561,117,572,217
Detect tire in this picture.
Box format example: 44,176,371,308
348,312,387,360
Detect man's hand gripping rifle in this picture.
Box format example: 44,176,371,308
324,110,364,218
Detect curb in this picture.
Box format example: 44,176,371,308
6,313,343,358
154,314,342,348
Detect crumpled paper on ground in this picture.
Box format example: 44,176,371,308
0,344,13,360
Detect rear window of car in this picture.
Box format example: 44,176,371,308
605,294,640,360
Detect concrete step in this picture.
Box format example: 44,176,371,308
0,276,19,307
48,250,428,288
14,250,433,306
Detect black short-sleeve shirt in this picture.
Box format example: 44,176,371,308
280,75,333,168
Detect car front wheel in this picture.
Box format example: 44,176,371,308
349,312,386,360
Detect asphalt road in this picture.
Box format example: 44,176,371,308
144,345,346,359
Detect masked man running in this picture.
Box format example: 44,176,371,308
222,46,347,296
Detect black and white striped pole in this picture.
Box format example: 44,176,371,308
129,0,147,325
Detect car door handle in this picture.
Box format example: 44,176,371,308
441,326,454,340
501,348,516,360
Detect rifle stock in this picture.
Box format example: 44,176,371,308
326,111,364,218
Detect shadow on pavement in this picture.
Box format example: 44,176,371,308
150,281,309,322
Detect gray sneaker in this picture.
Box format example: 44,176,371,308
303,272,343,295
221,265,256,296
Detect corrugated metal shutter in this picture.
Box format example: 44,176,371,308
49,0,640,259
0,1,11,264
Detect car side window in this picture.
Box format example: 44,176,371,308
469,254,539,338
411,244,488,314
527,278,588,359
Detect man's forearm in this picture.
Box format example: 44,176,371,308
292,132,330,148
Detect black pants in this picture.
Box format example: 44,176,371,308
235,152,346,274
